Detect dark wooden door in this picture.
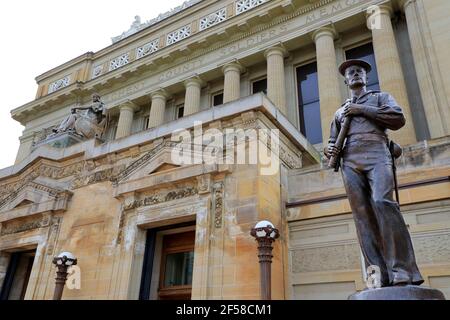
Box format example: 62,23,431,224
158,231,195,300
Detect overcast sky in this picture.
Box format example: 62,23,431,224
0,0,187,169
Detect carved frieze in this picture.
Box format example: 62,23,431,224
0,216,44,236
71,165,126,189
123,186,198,210
279,145,302,169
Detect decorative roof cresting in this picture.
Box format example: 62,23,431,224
111,0,203,43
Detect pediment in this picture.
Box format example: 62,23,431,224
115,141,182,184
13,199,35,209
150,163,180,174
0,176,72,215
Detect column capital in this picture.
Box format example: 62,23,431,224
365,3,393,20
263,45,287,59
183,76,205,88
150,88,169,100
120,100,139,112
311,25,338,43
222,60,246,74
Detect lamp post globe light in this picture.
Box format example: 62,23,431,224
250,220,280,300
52,252,77,300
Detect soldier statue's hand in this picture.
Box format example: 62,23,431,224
343,103,365,117
324,143,339,159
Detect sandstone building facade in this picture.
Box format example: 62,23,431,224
1,0,450,300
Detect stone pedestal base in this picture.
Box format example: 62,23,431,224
33,131,86,150
349,285,445,300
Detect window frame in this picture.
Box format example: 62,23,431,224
211,91,224,107
250,76,267,95
294,59,322,145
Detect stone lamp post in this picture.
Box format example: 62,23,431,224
250,220,280,300
52,252,77,300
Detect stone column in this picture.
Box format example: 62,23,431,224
400,0,450,138
115,101,137,139
222,62,244,103
183,77,203,116
148,89,168,128
312,26,343,144
264,46,287,115
367,5,416,145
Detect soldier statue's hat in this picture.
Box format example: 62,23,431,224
338,59,372,76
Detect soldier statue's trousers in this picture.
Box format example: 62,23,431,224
341,139,424,286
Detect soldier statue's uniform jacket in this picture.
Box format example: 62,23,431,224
329,90,424,286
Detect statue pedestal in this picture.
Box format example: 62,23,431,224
33,132,86,150
348,285,445,300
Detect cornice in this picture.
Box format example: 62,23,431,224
35,52,94,82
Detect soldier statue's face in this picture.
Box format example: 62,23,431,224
92,94,100,102
344,65,368,89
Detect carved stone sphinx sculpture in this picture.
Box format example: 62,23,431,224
52,93,107,139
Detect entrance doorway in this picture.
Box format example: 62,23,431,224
139,222,196,300
0,250,35,300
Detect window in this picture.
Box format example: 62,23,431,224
176,104,185,119
252,78,267,94
143,115,150,130
296,62,322,144
0,250,35,300
158,231,195,300
345,42,380,91
212,92,223,106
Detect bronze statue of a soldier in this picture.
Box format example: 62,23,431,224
325,59,423,287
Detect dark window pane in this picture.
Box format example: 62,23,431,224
296,62,322,144
177,105,184,119
345,42,379,89
252,78,267,94
164,251,194,287
303,101,323,145
213,93,223,106
297,63,319,104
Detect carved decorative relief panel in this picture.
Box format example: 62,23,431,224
199,8,227,31
166,25,191,46
236,0,268,15
48,76,70,94
109,53,130,71
136,39,160,59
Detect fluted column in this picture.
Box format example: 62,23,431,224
264,46,287,115
367,5,416,145
148,89,168,128
183,77,203,116
222,62,244,103
400,0,450,138
312,27,343,144
115,101,136,139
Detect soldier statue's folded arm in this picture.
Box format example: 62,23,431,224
360,92,406,130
